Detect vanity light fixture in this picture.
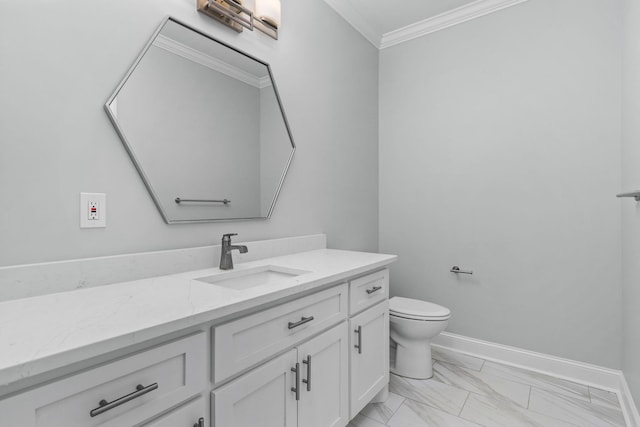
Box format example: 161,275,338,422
197,0,280,40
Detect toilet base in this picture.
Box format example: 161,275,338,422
391,340,433,380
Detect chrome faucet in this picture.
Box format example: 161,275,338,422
219,233,248,270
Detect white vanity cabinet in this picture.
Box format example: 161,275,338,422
212,268,390,427
0,333,207,427
212,322,349,427
0,257,394,427
211,283,350,427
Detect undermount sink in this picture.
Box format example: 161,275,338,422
195,265,311,291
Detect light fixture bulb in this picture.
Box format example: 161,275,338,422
255,0,281,29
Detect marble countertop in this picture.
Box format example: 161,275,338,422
0,248,396,390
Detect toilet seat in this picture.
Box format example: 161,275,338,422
389,296,451,321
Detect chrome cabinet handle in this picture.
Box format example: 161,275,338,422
288,315,314,330
193,417,204,427
366,286,382,295
89,383,158,417
291,362,300,401
354,326,362,354
302,355,311,392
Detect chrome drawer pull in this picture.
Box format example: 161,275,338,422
354,326,362,354
302,355,311,392
194,417,205,427
288,315,314,329
366,286,382,295
90,383,158,417
291,362,300,401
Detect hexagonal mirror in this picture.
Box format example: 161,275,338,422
105,17,295,223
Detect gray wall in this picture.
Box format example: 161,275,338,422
622,0,640,403
379,0,622,368
0,0,379,266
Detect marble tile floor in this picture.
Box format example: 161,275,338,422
348,347,626,427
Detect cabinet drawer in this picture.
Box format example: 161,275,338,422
213,283,348,384
0,332,206,427
141,396,207,427
349,269,388,315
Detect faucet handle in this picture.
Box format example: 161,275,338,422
222,233,238,241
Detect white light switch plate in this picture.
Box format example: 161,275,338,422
80,193,106,228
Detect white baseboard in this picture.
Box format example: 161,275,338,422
620,374,640,427
432,332,640,427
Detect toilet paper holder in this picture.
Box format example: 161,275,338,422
450,266,473,275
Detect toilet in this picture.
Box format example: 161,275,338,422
389,296,451,379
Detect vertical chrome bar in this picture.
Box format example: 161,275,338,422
354,326,362,354
291,363,300,401
302,355,311,392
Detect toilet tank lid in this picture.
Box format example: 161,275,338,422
389,296,450,318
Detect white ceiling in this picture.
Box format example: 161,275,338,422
323,0,529,49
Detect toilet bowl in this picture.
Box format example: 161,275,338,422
389,296,450,379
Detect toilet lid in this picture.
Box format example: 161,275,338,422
389,296,450,319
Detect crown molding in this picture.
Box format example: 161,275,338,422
153,34,272,89
323,0,381,48
380,0,529,49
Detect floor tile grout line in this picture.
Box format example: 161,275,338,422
480,357,596,389
464,390,586,427
533,384,624,413
458,390,471,417
386,347,627,427
432,351,485,372
391,392,466,419
434,358,484,373
432,360,535,409
436,346,602,391
387,391,490,427
528,387,627,427
358,413,374,423
476,362,592,401
381,394,406,426
387,379,622,427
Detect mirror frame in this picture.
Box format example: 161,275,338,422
104,16,296,224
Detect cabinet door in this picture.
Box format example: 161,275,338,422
297,322,349,427
141,396,206,427
349,301,389,418
212,349,297,427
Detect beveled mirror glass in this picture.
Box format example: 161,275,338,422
105,17,295,223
